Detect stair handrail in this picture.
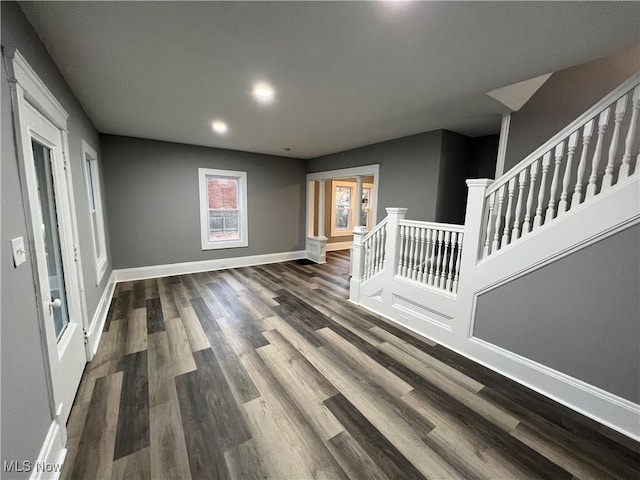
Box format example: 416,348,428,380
362,217,388,242
399,219,464,233
488,73,640,195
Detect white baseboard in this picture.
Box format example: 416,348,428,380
326,241,352,252
113,250,307,282
85,271,116,359
29,420,66,480
355,296,640,442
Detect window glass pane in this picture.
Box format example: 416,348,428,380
336,208,350,230
335,186,351,230
86,159,96,211
362,188,371,227
92,211,103,258
207,176,240,242
33,140,70,339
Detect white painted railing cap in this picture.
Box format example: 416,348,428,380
385,207,408,214
466,179,494,188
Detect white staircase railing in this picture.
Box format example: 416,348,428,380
347,74,640,440
362,218,388,281
397,220,464,294
482,74,639,258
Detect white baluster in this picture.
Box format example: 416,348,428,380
405,227,414,278
434,230,444,287
440,230,451,289
376,228,384,273
362,238,369,280
571,120,595,206
603,95,628,189
367,233,376,277
401,226,409,276
411,227,419,280
512,169,527,240
416,228,426,282
585,108,611,199
533,152,552,228
522,160,539,235
453,232,463,293
372,234,379,277
427,229,437,285
545,141,565,221
397,225,406,276
620,86,640,179
558,131,579,214
483,192,496,256
446,231,456,292
420,228,431,283
491,184,505,253
502,177,516,247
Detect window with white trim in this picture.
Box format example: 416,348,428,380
330,180,374,237
199,168,248,250
82,140,108,283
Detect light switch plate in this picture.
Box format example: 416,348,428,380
11,237,26,267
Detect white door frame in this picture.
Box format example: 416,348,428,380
8,49,90,446
306,164,381,239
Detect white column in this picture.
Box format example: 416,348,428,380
495,113,511,179
349,225,368,303
306,180,316,238
452,179,493,337
317,179,326,239
381,207,407,304
354,176,363,228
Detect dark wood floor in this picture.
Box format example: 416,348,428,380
63,251,640,479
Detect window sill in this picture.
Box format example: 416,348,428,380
201,239,248,250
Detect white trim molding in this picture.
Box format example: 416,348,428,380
86,271,116,358
198,168,249,250
356,295,640,442
81,139,108,284
306,164,379,181
11,50,68,130
29,419,67,480
113,250,306,282
326,240,352,252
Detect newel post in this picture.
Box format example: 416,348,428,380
381,207,407,303
349,225,368,303
452,179,493,337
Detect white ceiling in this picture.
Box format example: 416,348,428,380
19,1,640,159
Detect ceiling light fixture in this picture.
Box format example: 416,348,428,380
252,82,275,104
212,120,228,134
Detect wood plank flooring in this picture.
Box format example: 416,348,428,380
63,251,640,479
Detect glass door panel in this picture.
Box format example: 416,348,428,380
32,140,70,340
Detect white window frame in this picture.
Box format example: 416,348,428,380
330,180,374,237
81,140,108,284
198,168,248,250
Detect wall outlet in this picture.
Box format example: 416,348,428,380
11,237,26,267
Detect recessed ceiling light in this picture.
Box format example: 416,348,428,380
252,82,275,104
212,120,228,134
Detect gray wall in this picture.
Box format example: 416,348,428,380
469,134,499,179
436,131,472,224
474,225,640,403
101,135,307,269
308,131,444,222
1,1,111,474
504,46,640,172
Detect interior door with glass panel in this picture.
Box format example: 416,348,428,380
22,101,86,426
